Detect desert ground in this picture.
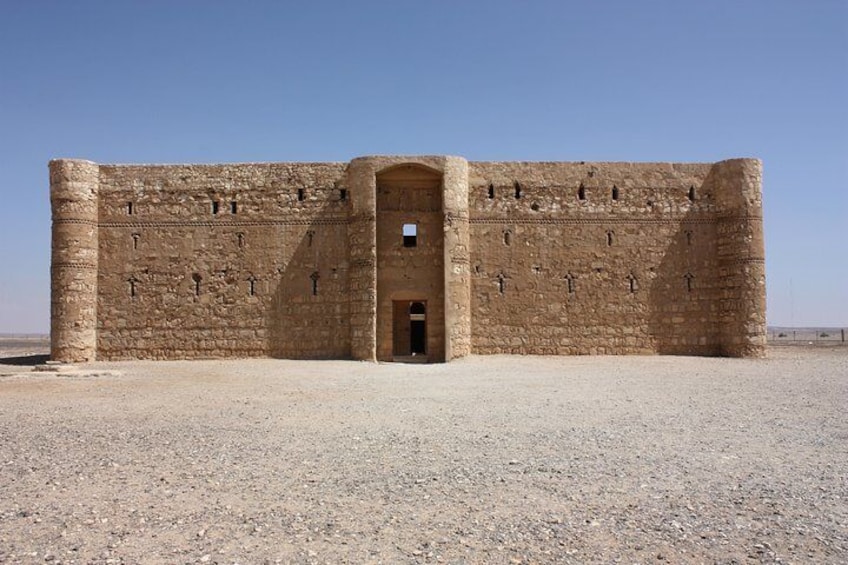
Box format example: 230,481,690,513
0,341,845,564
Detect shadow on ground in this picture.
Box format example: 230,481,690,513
0,354,50,366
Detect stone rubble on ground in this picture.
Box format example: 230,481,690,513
0,347,845,563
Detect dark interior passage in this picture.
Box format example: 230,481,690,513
393,300,427,357
410,301,426,354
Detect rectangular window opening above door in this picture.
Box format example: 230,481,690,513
402,223,417,247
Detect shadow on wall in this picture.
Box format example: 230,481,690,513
647,172,721,355
266,197,352,359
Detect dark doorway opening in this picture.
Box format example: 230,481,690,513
392,300,428,360
409,301,426,355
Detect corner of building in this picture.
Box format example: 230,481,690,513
708,158,767,357
49,159,100,363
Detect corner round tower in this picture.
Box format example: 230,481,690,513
711,158,767,357
49,159,100,362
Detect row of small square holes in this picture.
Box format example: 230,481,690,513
125,185,698,215
488,183,697,202
125,189,348,215
126,200,240,215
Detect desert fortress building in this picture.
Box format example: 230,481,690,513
50,156,766,363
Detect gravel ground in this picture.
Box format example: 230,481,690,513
0,347,845,564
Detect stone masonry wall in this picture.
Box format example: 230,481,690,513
467,162,725,355
94,162,348,360
49,156,765,362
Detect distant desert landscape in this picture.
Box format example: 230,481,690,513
0,340,845,563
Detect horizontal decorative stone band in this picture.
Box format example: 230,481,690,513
720,257,766,265
52,262,97,270
98,217,349,228
53,218,98,226
717,215,764,222
470,215,762,226
58,214,762,229
471,217,707,226
59,215,763,229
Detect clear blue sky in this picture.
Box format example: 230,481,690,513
1,0,846,333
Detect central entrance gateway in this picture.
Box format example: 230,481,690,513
392,301,427,357
376,164,446,362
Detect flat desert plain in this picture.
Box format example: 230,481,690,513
0,344,845,564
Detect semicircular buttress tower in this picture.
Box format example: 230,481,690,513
50,159,99,362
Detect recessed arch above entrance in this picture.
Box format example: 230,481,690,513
375,164,445,362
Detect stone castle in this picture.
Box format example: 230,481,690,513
49,155,766,363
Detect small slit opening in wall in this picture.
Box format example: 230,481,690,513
627,273,638,293
685,230,693,246
192,273,202,296
612,185,620,201
503,230,512,246
514,182,522,199
565,273,576,294
578,183,586,201
487,184,494,199
685,272,694,292
339,188,347,201
237,232,245,248
497,274,506,294
310,271,319,296
127,202,134,215
307,230,314,247
230,201,237,214
247,274,257,296
606,230,614,246
212,201,219,215
128,277,138,299
131,233,140,250
688,185,696,201
297,188,305,201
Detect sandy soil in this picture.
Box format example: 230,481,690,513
0,347,845,564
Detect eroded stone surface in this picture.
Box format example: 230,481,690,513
49,155,765,362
